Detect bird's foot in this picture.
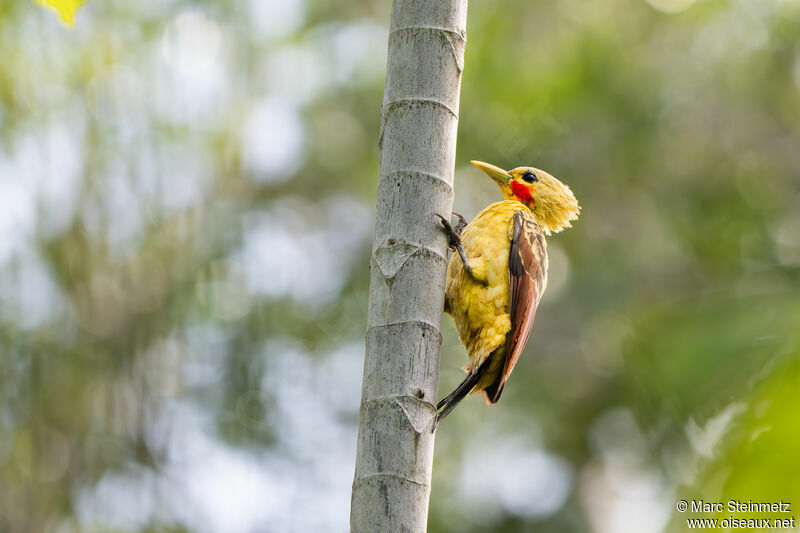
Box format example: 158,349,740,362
435,213,474,278
435,213,463,250
452,212,467,234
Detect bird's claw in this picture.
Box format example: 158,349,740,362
435,212,467,252
452,212,467,234
435,212,475,278
434,213,450,229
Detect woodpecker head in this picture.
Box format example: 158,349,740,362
471,160,580,234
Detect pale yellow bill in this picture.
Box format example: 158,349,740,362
471,160,511,185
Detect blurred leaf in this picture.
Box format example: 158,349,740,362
35,0,85,25
668,356,800,532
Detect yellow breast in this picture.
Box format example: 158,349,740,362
444,200,526,371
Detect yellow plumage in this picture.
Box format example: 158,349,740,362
435,160,580,427
444,200,523,385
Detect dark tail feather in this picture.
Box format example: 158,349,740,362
433,371,479,432
482,381,504,404
433,357,495,431
437,373,475,411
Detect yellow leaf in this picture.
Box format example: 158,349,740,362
35,0,86,26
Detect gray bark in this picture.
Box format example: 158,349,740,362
350,0,468,531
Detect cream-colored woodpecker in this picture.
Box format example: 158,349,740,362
434,160,580,428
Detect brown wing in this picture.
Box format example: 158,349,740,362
484,210,548,404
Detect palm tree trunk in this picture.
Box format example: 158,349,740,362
350,0,468,531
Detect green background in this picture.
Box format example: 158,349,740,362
1,0,799,531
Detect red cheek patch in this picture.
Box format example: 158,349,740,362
510,180,534,204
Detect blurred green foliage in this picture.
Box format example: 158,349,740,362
1,0,799,532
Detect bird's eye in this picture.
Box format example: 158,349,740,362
522,171,538,183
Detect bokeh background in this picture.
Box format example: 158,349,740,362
2,0,799,531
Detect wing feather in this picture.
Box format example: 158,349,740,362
484,210,548,403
